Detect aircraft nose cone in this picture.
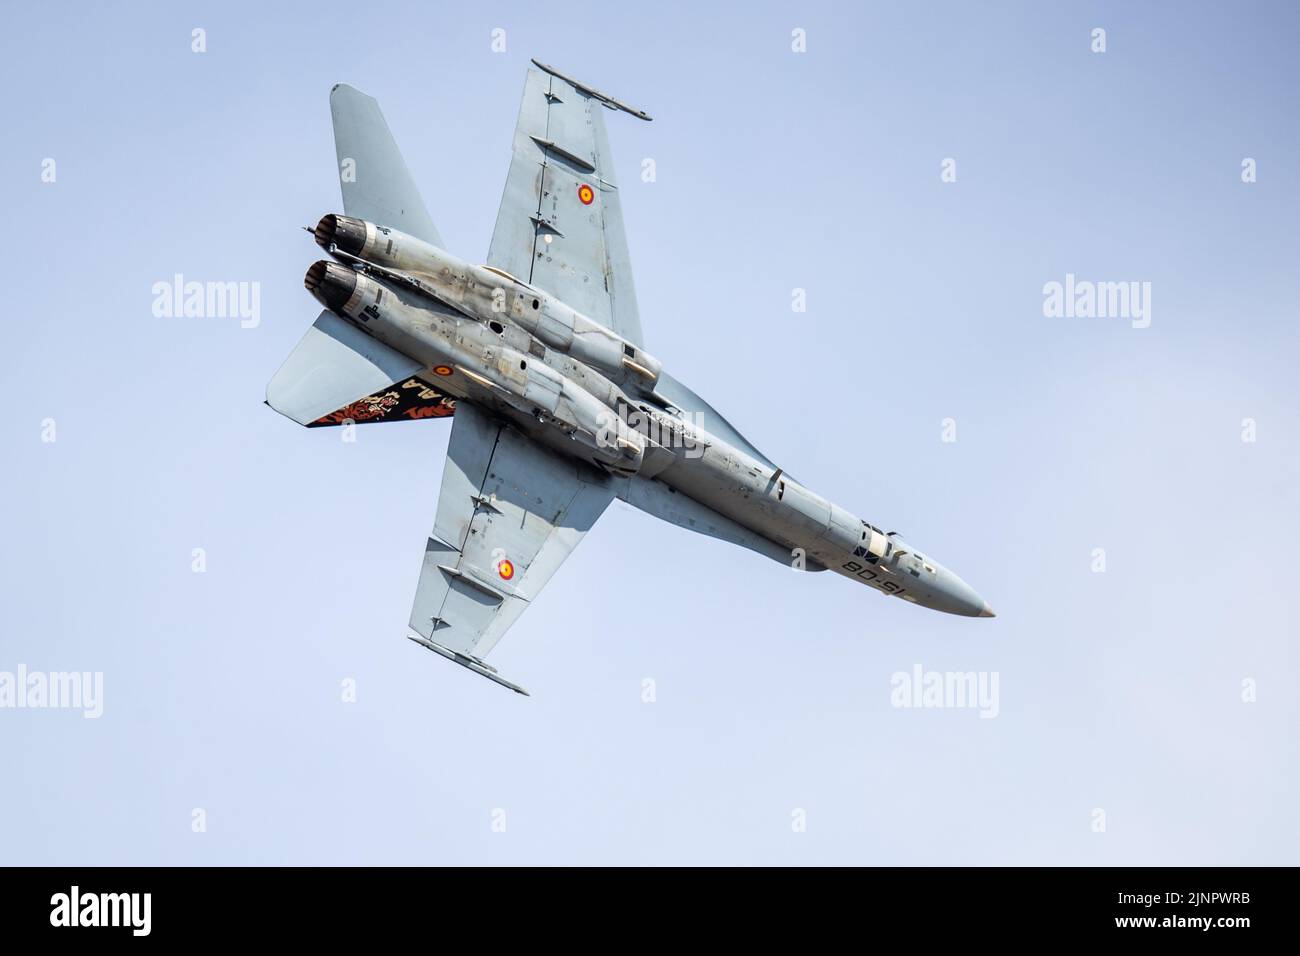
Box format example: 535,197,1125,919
305,260,357,312
931,565,995,618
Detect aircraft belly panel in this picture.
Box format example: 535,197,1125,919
777,481,832,538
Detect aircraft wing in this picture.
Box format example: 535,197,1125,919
487,61,648,348
407,401,615,694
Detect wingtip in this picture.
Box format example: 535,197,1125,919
407,632,531,696
528,58,652,121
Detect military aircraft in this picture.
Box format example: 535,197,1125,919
267,61,994,695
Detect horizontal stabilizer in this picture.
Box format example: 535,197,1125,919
266,310,456,427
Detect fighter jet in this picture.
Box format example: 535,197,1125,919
267,61,994,695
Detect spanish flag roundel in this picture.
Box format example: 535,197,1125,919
577,183,595,205
497,558,515,581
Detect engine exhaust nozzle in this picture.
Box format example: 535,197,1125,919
304,260,359,312
313,213,367,256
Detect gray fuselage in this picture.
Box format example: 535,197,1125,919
305,217,994,618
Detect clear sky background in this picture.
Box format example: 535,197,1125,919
2,0,1296,865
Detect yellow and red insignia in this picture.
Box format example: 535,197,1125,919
497,558,515,581
433,365,453,376
577,183,595,205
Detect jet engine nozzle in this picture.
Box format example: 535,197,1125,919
313,213,368,256
305,260,359,312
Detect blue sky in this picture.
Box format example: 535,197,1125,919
2,0,1296,864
